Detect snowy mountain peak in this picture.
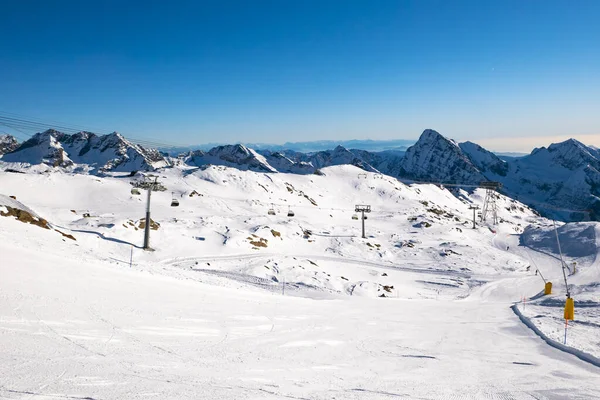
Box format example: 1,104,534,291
2,130,167,172
526,138,600,171
420,129,459,148
3,130,73,167
399,129,483,184
0,134,19,155
185,144,277,172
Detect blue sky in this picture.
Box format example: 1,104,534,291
1,0,599,150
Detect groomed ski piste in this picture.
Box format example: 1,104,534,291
1,164,599,399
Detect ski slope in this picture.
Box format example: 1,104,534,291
1,165,599,399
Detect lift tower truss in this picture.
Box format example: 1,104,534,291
480,181,502,225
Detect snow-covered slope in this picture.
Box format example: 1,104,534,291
1,165,599,398
514,222,600,359
459,141,509,177
499,139,600,220
0,134,19,155
2,129,167,172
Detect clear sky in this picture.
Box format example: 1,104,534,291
1,0,599,151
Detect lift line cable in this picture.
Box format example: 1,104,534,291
0,112,188,150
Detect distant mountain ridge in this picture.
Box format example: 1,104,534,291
159,138,415,155
1,130,167,171
2,129,600,221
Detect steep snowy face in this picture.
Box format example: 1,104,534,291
80,132,167,171
182,150,206,166
350,149,404,177
186,144,277,172
498,139,600,221
459,141,508,177
399,129,484,184
525,139,600,171
2,130,72,167
0,135,19,155
261,151,316,174
2,130,166,171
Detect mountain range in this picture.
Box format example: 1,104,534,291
1,128,598,221
159,138,415,155
1,130,167,171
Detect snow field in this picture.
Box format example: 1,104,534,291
1,165,599,398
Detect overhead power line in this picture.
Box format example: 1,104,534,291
0,111,188,150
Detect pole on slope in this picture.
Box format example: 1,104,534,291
552,219,570,297
355,205,371,239
469,205,479,229
553,219,575,321
537,268,547,284
143,177,157,251
130,245,133,268
361,210,365,238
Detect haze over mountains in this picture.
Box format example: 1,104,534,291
1,129,598,221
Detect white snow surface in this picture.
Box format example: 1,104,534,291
1,165,599,399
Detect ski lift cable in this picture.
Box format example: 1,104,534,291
0,122,34,140
0,112,189,150
177,177,591,218
0,110,110,133
401,162,592,213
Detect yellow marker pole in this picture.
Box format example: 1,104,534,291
544,281,552,295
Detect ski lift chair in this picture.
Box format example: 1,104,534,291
287,206,295,217
171,192,180,207
131,188,141,195
268,204,276,215
352,214,359,220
